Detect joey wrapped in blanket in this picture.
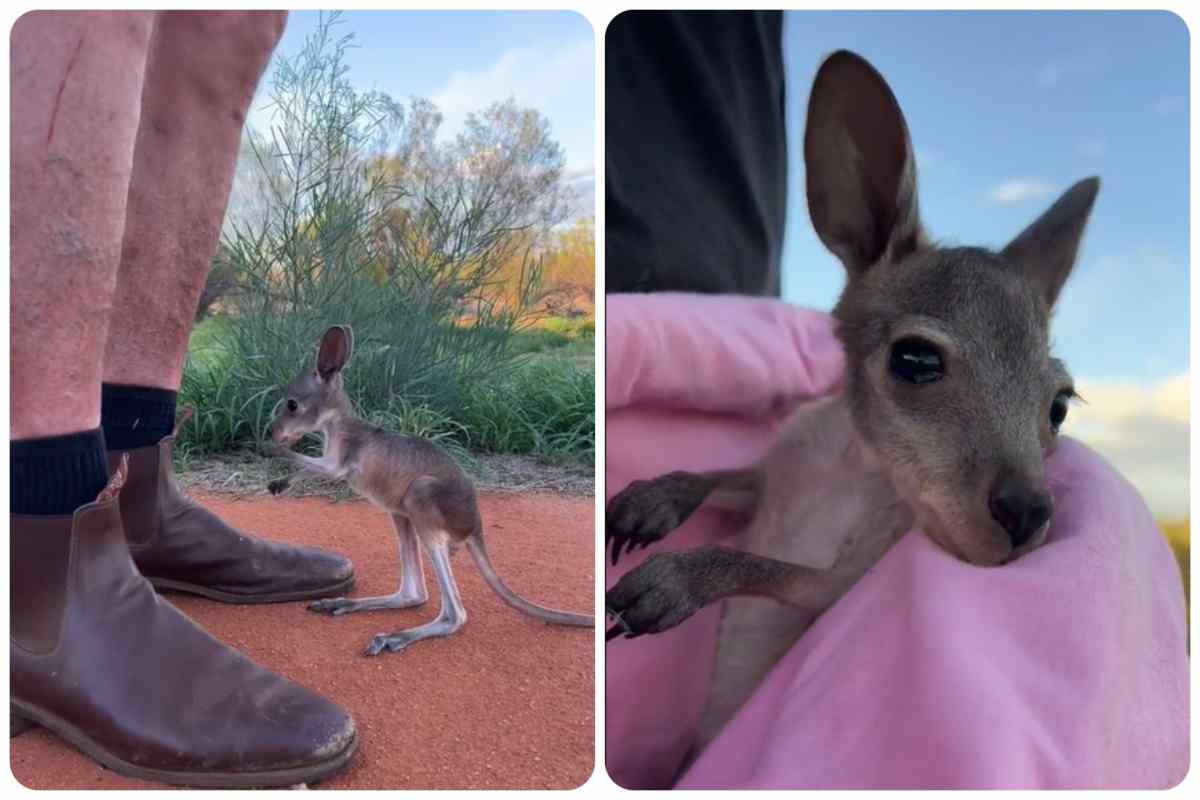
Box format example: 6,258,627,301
604,292,1189,790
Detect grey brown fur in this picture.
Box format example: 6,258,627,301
605,50,1099,753
268,325,592,656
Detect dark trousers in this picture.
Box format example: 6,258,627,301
605,11,787,296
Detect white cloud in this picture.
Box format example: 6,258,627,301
430,35,594,175
1070,372,1190,519
1075,373,1189,424
563,164,595,184
563,170,595,218
989,179,1056,206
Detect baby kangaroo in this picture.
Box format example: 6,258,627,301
268,325,592,656
605,50,1099,751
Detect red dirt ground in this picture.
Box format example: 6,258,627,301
10,490,596,790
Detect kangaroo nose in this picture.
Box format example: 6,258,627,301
988,481,1053,548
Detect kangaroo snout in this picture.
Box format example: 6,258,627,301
267,421,299,447
988,476,1053,549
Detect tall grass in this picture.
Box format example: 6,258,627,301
177,315,594,465
459,357,594,462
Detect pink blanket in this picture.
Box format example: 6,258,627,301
604,293,1189,789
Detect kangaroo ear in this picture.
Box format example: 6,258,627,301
804,50,923,275
316,325,353,379
1001,177,1100,309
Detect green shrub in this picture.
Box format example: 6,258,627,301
539,316,595,339
509,328,573,356
540,317,573,335
178,285,519,455
177,328,594,465
459,358,594,462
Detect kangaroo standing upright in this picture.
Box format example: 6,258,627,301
268,325,592,656
605,50,1099,753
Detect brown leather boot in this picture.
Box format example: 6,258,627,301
108,410,354,603
10,458,357,787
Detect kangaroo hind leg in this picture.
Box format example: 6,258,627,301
309,513,429,616
365,477,469,656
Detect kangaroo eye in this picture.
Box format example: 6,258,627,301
889,338,944,384
286,398,298,413
1049,391,1071,433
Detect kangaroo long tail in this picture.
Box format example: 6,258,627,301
465,532,593,627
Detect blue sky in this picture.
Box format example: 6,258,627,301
779,11,1190,516
781,10,1188,386
246,10,595,178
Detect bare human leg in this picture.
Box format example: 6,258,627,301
10,11,147,440
102,10,285,389
98,11,356,604
10,11,356,786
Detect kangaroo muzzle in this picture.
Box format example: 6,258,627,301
988,474,1054,549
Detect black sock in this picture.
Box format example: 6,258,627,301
101,384,177,451
11,428,111,515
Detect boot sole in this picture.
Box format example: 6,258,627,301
148,574,356,605
11,701,356,788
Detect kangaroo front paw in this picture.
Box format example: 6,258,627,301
267,478,290,495
308,597,357,616
606,475,701,565
605,552,707,640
